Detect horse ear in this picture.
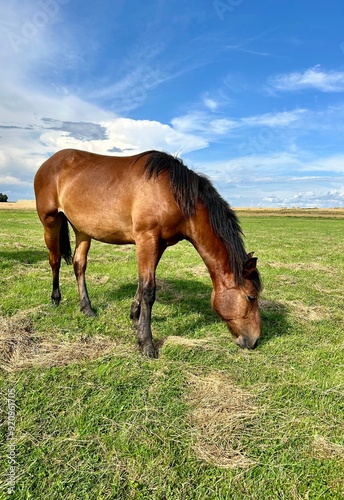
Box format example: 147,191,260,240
247,251,255,259
243,255,258,278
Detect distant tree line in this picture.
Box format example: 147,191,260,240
0,193,8,202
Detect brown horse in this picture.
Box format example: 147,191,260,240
34,149,262,357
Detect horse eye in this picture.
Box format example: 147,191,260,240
247,296,256,303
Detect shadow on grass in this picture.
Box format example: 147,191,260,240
0,249,47,265
110,279,290,346
259,300,291,346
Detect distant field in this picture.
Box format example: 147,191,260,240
1,209,343,499
0,200,36,210
1,200,344,218
236,207,344,218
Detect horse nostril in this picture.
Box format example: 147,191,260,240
250,338,259,350
235,336,259,350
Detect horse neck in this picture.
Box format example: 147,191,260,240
186,205,231,287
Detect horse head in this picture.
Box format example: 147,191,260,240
211,254,261,350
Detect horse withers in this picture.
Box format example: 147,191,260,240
34,149,262,357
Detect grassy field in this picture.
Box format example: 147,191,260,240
1,208,343,499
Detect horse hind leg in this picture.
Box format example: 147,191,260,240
43,212,67,306
73,230,95,317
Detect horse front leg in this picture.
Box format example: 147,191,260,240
130,283,141,327
73,231,95,317
133,236,165,358
136,276,157,358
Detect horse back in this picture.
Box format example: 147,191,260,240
34,149,187,245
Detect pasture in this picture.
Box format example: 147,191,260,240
1,207,343,499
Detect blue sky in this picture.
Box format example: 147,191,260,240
1,0,344,206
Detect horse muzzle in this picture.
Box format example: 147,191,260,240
226,317,260,350
235,335,259,350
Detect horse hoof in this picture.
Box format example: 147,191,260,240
82,307,96,317
142,345,158,359
51,292,61,306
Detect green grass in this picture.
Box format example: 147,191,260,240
1,210,343,499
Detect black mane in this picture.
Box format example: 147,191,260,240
137,150,261,290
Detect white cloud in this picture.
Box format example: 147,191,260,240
200,152,300,180
0,3,210,200
0,80,209,199
300,155,344,173
202,152,344,179
172,108,308,147
270,65,344,92
1,2,343,208
192,152,344,207
203,96,218,111
171,111,237,137
242,109,307,127
0,175,31,186
263,189,344,208
0,80,112,128
37,117,207,155
101,118,207,154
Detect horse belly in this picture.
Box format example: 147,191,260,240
60,194,135,244
86,219,135,244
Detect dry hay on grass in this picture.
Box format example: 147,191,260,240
311,436,344,461
0,313,123,372
260,298,329,321
285,300,330,321
187,372,258,469
162,335,216,350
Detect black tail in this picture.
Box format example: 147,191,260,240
59,214,73,265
